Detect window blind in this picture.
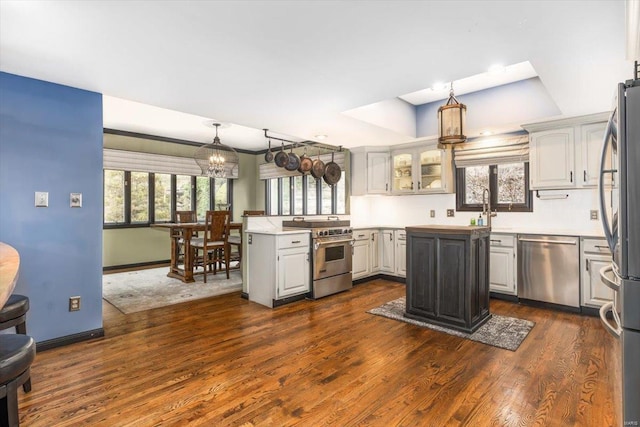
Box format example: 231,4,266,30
259,151,346,180
103,149,239,178
453,134,529,168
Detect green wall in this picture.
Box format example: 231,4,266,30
102,133,261,268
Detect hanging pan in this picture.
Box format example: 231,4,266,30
310,149,325,179
264,139,274,163
285,144,301,171
323,151,342,186
298,146,313,173
274,143,289,168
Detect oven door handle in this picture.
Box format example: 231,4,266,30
599,264,620,292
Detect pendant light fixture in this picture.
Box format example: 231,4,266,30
194,123,238,178
437,84,467,149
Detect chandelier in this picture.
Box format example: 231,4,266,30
194,123,238,178
437,84,467,149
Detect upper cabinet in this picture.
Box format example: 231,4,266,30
523,113,610,190
351,147,390,195
390,142,454,195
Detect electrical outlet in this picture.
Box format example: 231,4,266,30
430,210,436,218
69,296,81,311
447,209,455,217
590,210,599,220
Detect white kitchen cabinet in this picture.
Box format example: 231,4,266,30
581,237,614,308
523,113,610,190
489,234,516,295
390,143,453,195
380,229,395,273
581,122,611,187
352,230,372,280
394,229,406,277
350,147,390,195
370,230,380,272
529,127,576,189
246,232,310,308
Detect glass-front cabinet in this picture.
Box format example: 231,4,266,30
392,152,415,193
391,143,453,194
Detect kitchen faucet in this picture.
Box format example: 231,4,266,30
482,188,497,227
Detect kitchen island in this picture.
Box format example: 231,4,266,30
405,225,491,333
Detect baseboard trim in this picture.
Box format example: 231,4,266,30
272,293,308,308
518,298,581,314
580,306,601,317
103,260,170,272
240,292,248,300
36,328,104,352
353,274,405,285
490,292,519,302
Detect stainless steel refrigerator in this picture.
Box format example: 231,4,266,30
598,65,640,425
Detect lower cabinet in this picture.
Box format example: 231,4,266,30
352,230,372,280
370,230,380,272
489,234,516,295
405,226,491,333
246,232,310,308
380,229,395,273
395,230,406,277
581,237,614,308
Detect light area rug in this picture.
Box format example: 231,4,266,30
103,267,242,314
368,298,535,351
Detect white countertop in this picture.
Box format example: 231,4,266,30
244,228,311,236
353,225,605,238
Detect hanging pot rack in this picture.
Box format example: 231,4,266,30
262,129,342,154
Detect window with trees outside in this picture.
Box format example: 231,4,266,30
455,162,532,212
104,170,231,227
266,172,346,215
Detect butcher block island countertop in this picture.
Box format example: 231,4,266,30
0,242,20,308
404,225,491,333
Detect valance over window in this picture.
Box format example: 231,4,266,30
453,134,529,168
103,149,239,178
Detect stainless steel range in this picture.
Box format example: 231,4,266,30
283,217,353,299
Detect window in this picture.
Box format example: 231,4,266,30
265,175,346,215
456,162,532,212
130,172,149,223
104,170,231,227
104,170,125,224
154,174,172,222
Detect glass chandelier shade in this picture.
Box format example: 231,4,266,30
194,123,238,178
437,86,467,149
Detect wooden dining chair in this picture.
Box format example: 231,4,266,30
191,210,230,282
173,210,198,265
227,210,265,269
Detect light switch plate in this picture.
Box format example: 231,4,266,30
35,191,49,207
446,209,455,217
590,210,599,220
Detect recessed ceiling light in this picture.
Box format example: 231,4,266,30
314,134,328,140
488,64,506,75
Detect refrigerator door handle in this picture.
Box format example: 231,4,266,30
599,301,622,338
599,264,620,292
599,109,618,251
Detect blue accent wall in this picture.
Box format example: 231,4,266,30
0,72,103,342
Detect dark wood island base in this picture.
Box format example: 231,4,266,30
404,225,491,334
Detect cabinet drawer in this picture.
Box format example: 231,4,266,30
395,230,406,241
277,234,310,249
353,230,371,241
582,238,611,254
489,234,515,247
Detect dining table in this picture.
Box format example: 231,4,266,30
151,222,241,283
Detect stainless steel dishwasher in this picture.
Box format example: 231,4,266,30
517,234,580,308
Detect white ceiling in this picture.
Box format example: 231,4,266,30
0,1,635,152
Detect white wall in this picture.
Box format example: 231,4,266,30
351,188,604,235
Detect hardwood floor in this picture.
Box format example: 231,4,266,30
18,279,620,426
